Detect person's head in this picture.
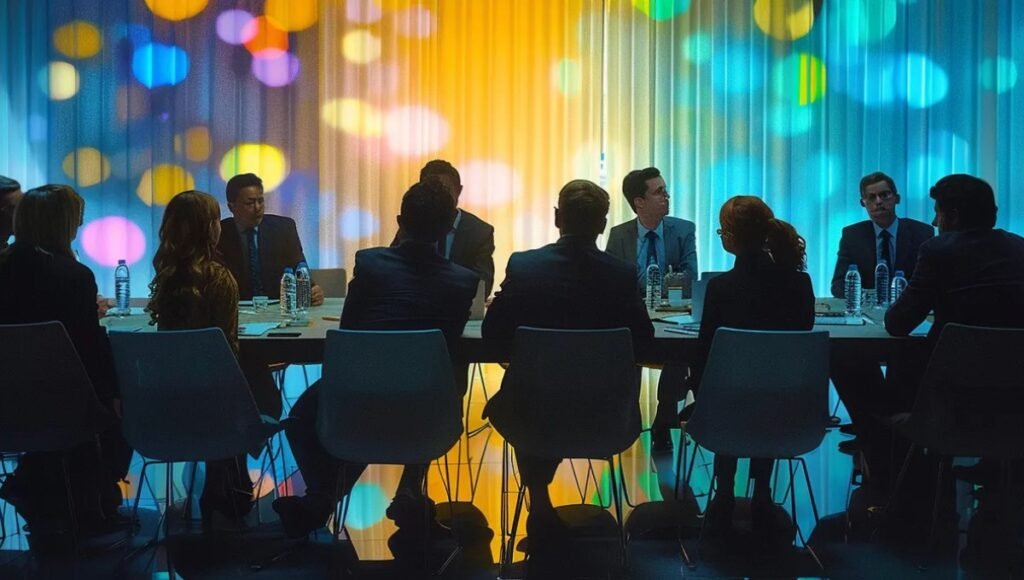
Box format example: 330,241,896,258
718,195,806,271
555,179,609,238
929,174,997,233
0,175,24,242
420,160,463,205
859,171,900,228
225,173,265,229
397,180,457,242
622,167,669,223
11,184,83,257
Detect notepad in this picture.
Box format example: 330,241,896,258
910,320,932,336
239,322,282,336
814,315,866,326
239,299,280,307
659,314,696,325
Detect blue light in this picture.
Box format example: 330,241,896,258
896,53,949,109
339,207,380,241
132,43,189,89
711,44,765,95
344,482,389,529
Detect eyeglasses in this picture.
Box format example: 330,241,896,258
716,228,732,238
862,190,895,203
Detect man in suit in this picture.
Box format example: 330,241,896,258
605,167,697,451
0,175,23,251
482,179,654,544
830,172,935,453
216,173,324,304
393,160,495,296
273,180,479,543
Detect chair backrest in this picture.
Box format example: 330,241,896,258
311,268,347,298
317,329,462,464
687,328,830,459
0,322,113,453
904,324,1024,459
505,327,641,459
109,328,267,462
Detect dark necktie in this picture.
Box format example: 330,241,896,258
879,229,892,270
645,230,658,266
247,228,264,295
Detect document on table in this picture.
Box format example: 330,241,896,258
813,315,866,326
910,319,932,336
239,322,283,336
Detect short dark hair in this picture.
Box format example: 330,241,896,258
859,171,897,197
420,160,461,189
559,179,609,236
930,174,997,230
622,167,661,212
0,175,21,196
225,173,263,203
400,180,457,241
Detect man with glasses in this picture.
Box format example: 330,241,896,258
216,173,324,304
0,175,24,251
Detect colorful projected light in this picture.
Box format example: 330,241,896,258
136,164,196,207
39,61,80,100
266,0,319,32
62,147,111,188
322,98,383,136
216,10,256,45
754,0,817,41
53,21,103,59
219,143,289,191
383,106,449,157
632,0,692,21
80,216,147,267
132,43,190,88
252,50,301,87
144,0,208,22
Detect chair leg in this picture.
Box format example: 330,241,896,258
795,458,826,572
608,457,628,569
918,459,946,571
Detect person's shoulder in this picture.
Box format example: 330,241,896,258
262,214,296,229
663,216,695,230
842,220,871,236
607,219,634,237
221,216,235,227
460,210,494,232
901,217,935,235
443,261,481,291
353,246,390,266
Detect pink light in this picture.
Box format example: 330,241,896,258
395,6,435,38
216,10,256,45
384,106,449,157
460,160,523,207
252,49,301,87
80,216,147,267
346,0,382,24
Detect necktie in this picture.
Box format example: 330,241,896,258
879,229,892,270
247,228,264,296
645,230,658,266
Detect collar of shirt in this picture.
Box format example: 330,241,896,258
871,216,899,240
237,222,260,250
636,217,664,240
442,210,462,259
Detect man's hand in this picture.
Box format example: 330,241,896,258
97,294,113,318
311,284,325,306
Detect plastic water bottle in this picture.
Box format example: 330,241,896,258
114,259,130,317
280,267,297,318
295,262,311,314
891,270,908,304
645,262,662,311
844,264,862,318
874,260,890,307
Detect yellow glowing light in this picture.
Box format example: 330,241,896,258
136,164,196,207
53,21,103,59
376,0,418,8
144,0,208,22
219,143,289,191
321,98,383,136
174,126,212,162
266,0,319,31
62,147,111,188
342,30,382,65
753,0,816,41
41,61,80,101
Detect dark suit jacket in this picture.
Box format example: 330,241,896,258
605,216,698,284
830,218,935,297
885,229,1024,343
691,253,815,390
217,214,309,300
392,209,495,296
0,244,117,401
340,241,479,344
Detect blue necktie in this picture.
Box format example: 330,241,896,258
645,230,658,266
247,228,264,296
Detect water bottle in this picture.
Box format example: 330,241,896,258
295,262,311,314
645,261,662,311
114,259,130,317
280,267,297,318
891,270,908,304
844,264,862,318
874,260,890,307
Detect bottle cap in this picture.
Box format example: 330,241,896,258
848,264,857,271
118,259,127,265
297,261,308,269
895,270,905,277
283,267,294,274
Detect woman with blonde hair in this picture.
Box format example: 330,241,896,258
0,184,132,551
687,195,815,534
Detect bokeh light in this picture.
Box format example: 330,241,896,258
38,61,80,100
339,207,381,241
266,0,319,32
711,44,765,94
132,43,190,89
111,23,152,46
460,160,523,207
136,164,196,207
632,0,692,21
342,30,382,64
219,143,289,191
553,58,582,96
753,0,816,41
682,33,712,63
322,98,383,136
896,52,948,109
771,53,827,105
174,126,211,162
144,0,208,22
708,155,774,200
216,10,256,45
395,5,435,38
906,131,971,198
347,0,383,24
53,21,103,59
980,56,1018,94
80,216,147,267
243,17,289,55
826,0,897,46
62,147,111,187
345,483,389,530
252,50,301,87
768,103,814,136
383,106,449,157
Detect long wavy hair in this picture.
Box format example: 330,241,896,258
720,196,807,272
148,190,222,325
3,184,83,259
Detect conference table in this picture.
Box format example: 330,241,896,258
102,297,926,365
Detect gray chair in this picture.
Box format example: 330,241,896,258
310,268,347,298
